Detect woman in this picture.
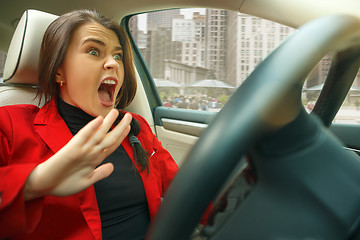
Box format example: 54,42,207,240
0,9,178,239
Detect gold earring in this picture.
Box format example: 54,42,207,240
56,73,64,87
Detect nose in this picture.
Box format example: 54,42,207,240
104,55,119,70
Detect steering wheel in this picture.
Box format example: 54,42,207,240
147,15,360,239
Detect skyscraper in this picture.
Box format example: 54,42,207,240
205,9,228,82
147,9,181,31
226,13,296,87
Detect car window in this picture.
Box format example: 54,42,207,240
335,75,360,124
129,9,297,112
128,9,359,124
303,55,360,125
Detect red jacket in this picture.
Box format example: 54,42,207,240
0,99,179,239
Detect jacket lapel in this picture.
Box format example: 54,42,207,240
33,99,73,153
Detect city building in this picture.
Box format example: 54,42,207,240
226,12,296,87
147,27,172,78
147,9,180,31
172,16,195,42
205,9,229,83
144,10,208,83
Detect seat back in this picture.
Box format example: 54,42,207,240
0,9,154,127
0,9,58,107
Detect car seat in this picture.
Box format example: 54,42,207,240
0,9,154,126
0,9,58,107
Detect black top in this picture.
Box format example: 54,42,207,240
57,98,150,240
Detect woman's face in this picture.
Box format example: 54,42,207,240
57,22,124,117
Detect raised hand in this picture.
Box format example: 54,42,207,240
24,109,132,200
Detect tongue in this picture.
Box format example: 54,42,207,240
98,88,112,106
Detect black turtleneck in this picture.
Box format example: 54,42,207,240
57,97,95,135
57,98,150,240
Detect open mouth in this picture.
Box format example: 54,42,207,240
98,78,117,107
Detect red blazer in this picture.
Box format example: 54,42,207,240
0,99,179,239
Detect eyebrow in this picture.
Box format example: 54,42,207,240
81,37,122,51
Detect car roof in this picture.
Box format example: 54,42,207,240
1,0,360,51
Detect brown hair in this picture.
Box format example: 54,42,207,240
37,9,137,109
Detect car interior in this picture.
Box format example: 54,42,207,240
1,0,360,239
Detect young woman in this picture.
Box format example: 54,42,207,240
0,9,178,239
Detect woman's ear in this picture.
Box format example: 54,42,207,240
55,66,65,82
55,72,65,86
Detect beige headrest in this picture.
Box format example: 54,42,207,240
3,9,58,84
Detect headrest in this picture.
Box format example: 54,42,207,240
3,9,58,84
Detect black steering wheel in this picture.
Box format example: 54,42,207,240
147,15,360,239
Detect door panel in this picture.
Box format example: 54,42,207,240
330,123,360,151
155,126,198,166
153,106,215,165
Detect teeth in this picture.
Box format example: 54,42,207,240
103,79,116,85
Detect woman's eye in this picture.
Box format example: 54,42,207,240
88,49,99,56
114,53,123,61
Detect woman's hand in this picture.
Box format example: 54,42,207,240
24,109,132,200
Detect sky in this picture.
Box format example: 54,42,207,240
137,8,205,33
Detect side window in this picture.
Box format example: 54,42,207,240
129,9,296,112
335,70,360,124
303,56,360,125
129,9,360,125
